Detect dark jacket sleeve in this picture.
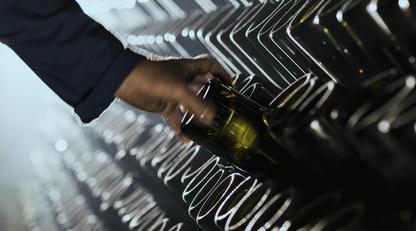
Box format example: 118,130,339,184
0,0,145,123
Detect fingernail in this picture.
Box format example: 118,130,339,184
200,110,215,125
179,104,186,113
179,135,191,144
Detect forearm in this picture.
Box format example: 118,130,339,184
0,0,144,123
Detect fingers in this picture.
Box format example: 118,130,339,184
163,108,190,144
192,74,212,85
188,74,211,93
187,58,233,85
174,87,216,125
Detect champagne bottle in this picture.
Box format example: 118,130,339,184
181,78,317,182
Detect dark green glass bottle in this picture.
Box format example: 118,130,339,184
180,78,315,181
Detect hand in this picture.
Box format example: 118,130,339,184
114,57,232,143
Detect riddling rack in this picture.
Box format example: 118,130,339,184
24,0,416,230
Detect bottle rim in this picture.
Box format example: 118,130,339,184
390,106,416,131
286,80,338,131
348,75,415,131
328,68,399,123
268,73,313,109
266,75,321,130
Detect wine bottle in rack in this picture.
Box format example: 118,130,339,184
180,77,319,184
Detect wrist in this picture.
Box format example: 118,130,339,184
114,61,143,100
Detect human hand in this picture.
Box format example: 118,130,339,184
114,57,232,143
